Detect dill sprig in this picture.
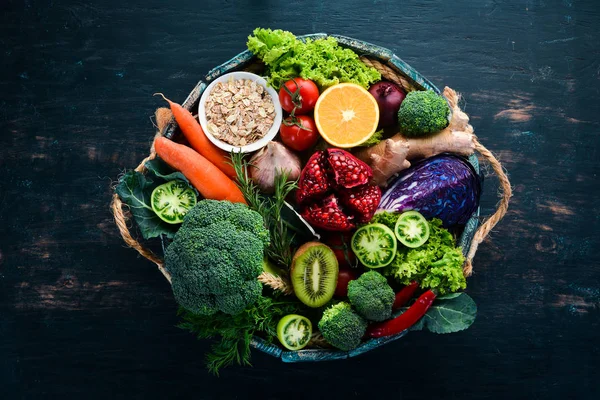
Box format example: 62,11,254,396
177,297,302,375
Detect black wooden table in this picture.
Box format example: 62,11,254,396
2,0,599,398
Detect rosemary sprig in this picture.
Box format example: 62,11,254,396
231,151,297,269
230,151,264,212
268,171,297,267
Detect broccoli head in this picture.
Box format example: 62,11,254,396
397,90,450,137
347,271,394,322
318,302,367,351
165,200,269,316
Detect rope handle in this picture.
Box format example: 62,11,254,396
463,138,512,276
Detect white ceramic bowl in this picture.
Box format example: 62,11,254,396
198,71,282,153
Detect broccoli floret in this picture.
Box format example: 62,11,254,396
347,271,394,322
165,200,270,316
318,302,367,351
397,90,450,137
182,200,270,246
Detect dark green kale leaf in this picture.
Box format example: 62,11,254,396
115,158,194,239
406,292,477,334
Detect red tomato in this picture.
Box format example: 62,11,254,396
279,115,319,152
335,268,360,297
324,232,357,268
278,78,319,115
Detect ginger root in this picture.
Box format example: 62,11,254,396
355,87,476,187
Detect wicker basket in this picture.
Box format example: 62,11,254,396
112,34,511,363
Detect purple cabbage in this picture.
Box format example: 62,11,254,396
378,154,481,227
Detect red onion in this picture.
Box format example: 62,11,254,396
368,81,406,128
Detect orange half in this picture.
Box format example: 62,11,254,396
314,83,380,148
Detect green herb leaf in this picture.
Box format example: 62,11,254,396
145,158,189,183
231,151,299,269
408,293,477,334
436,292,462,300
357,129,384,147
115,171,179,239
177,296,305,375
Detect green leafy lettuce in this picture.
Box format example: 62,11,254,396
371,212,467,294
247,28,381,89
115,158,194,240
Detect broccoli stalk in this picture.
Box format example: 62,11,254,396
347,271,395,322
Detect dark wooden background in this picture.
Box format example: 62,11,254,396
1,0,599,398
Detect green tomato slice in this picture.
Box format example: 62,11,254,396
351,223,397,268
277,314,312,351
394,211,430,248
151,180,197,224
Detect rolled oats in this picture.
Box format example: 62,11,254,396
205,79,276,147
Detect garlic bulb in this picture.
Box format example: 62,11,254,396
249,141,301,194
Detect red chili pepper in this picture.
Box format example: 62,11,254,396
367,290,437,338
392,281,419,310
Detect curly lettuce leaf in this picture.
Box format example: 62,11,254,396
246,28,298,66
357,129,384,147
375,213,467,294
247,28,381,89
421,249,466,294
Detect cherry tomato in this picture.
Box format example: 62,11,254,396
324,232,357,268
279,115,319,152
278,78,319,115
335,268,360,297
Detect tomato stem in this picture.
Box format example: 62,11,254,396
282,78,304,111
282,116,312,131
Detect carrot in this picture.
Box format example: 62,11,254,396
154,137,246,204
154,93,237,179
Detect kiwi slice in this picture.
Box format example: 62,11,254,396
351,223,397,268
291,242,339,308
